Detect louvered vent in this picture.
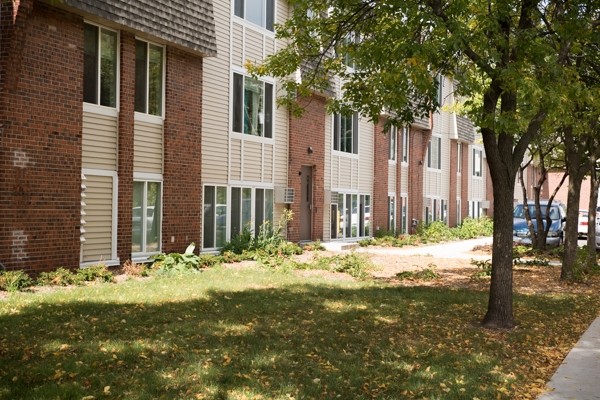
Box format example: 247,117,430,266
275,187,295,204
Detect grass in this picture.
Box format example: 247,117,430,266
1,266,598,399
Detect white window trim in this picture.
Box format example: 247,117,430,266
231,0,276,36
132,172,164,260
388,126,397,164
427,135,442,171
134,37,166,120
80,168,119,267
472,148,483,179
331,113,360,158
83,21,120,112
230,68,276,142
401,126,409,165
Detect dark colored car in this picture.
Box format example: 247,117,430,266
513,201,566,247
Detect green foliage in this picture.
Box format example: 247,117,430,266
76,264,114,283
396,264,439,281
36,267,77,286
455,217,494,239
221,228,253,254
122,260,150,277
0,270,33,292
151,243,212,274
571,246,600,283
470,259,492,280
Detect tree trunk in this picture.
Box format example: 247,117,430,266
587,165,599,271
562,175,583,280
482,162,515,329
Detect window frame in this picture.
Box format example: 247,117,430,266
388,126,397,162
427,136,442,170
457,143,462,173
401,127,409,164
131,174,163,259
388,195,396,232
134,38,166,119
83,22,119,111
473,148,483,177
233,0,275,33
333,112,359,155
232,71,274,140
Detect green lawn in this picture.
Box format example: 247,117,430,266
0,266,597,399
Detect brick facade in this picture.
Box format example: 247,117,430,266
372,119,390,233
287,95,326,242
0,2,83,272
162,47,203,252
448,140,458,227
407,127,432,232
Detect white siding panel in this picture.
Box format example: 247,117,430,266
82,112,118,170
230,138,242,181
232,23,244,67
273,83,288,188
388,166,396,192
245,29,263,64
264,36,275,57
337,156,353,190
263,144,274,183
242,140,262,181
400,165,409,194
202,0,230,182
134,120,163,174
359,119,374,193
81,175,113,263
324,114,333,240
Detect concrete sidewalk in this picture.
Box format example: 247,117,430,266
537,317,600,399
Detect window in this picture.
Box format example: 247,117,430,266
333,113,358,154
234,0,275,31
456,199,461,224
341,33,359,69
400,196,408,234
388,196,396,232
230,187,252,236
402,127,409,163
203,186,227,249
233,73,273,138
436,74,444,106
132,181,162,254
473,148,483,177
135,40,164,116
389,126,397,161
254,188,274,235
335,192,370,238
441,199,447,223
469,201,482,219
457,143,462,173
427,136,441,169
84,23,117,107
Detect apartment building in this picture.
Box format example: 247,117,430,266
1,0,490,273
0,0,216,272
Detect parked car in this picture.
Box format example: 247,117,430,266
513,201,566,247
578,209,589,238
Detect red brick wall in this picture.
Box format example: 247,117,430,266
287,95,326,242
407,127,431,232
461,147,469,220
162,47,203,253
0,2,83,272
485,159,494,217
117,32,136,263
448,140,458,227
372,119,389,234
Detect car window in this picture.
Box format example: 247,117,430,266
513,204,561,220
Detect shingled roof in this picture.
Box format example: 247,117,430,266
59,0,217,57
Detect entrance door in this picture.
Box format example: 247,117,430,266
300,166,313,240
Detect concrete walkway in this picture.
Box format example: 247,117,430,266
537,318,600,400
322,237,600,399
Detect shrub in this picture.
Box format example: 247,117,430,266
0,270,33,292
470,259,492,280
122,260,149,277
396,264,439,281
329,253,372,279
76,264,114,283
456,217,493,239
221,228,253,254
151,243,204,274
36,267,77,286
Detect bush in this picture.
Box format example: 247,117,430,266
456,217,493,239
76,264,114,283
470,259,492,280
396,264,439,281
0,270,33,292
122,260,149,277
36,267,77,286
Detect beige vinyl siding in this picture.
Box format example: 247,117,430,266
400,164,409,194
245,29,263,63
242,140,262,181
264,36,276,57
232,24,244,67
425,170,443,196
359,118,374,193
388,165,396,192
82,112,118,170
134,120,163,174
230,138,242,180
202,0,230,182
441,134,450,200
332,155,358,190
263,144,274,183
323,113,333,241
81,174,113,263
273,83,289,188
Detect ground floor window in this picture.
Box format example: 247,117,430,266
469,201,482,219
388,196,396,232
456,198,461,225
400,196,408,234
132,179,162,255
333,192,371,239
204,185,274,249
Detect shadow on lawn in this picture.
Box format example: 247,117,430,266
0,282,588,399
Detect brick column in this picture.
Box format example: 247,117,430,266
372,119,389,234
116,32,136,263
448,140,458,227
407,127,432,233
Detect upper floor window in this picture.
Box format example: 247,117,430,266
436,74,444,106
457,143,463,173
402,127,409,163
233,73,273,138
388,126,397,161
84,23,117,107
427,136,441,169
473,148,483,177
333,112,358,154
135,40,164,117
234,0,275,31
